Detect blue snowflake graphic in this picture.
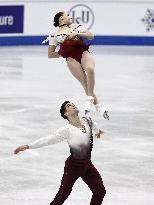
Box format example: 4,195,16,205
141,8,154,31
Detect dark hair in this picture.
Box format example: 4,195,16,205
60,101,70,120
54,12,64,27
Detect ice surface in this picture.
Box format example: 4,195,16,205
0,45,154,205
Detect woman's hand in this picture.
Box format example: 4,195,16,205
48,45,61,58
95,130,104,138
77,31,94,40
14,145,29,154
67,31,79,39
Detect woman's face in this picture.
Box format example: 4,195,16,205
60,12,72,25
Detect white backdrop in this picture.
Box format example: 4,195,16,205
0,1,154,37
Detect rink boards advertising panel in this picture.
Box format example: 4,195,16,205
0,5,24,34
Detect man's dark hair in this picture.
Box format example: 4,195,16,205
53,12,64,27
60,101,70,120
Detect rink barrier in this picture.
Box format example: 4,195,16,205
0,35,154,46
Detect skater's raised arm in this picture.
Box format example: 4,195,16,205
47,34,62,58
86,116,104,138
48,45,61,58
29,126,68,149
14,126,69,154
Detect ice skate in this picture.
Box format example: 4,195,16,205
95,104,109,120
84,96,94,114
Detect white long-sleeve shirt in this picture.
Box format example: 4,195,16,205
29,117,100,159
42,24,87,46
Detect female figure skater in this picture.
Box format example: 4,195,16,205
44,11,109,119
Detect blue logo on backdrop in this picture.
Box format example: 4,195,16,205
69,4,94,30
0,5,24,34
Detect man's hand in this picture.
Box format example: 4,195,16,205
14,145,29,154
95,130,104,138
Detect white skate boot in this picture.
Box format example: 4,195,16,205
84,96,94,114
95,104,109,120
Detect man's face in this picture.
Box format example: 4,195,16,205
60,12,72,25
64,102,79,118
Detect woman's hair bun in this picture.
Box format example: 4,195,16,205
53,12,63,27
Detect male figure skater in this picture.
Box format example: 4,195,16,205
14,101,106,205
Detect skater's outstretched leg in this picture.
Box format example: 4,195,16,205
81,161,106,205
81,51,109,119
50,157,79,205
67,57,95,113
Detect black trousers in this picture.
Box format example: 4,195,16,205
50,155,106,205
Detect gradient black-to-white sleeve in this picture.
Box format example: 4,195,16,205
28,126,69,149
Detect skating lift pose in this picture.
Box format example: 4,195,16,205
43,11,109,119
14,101,106,205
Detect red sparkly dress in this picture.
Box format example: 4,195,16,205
48,24,90,63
